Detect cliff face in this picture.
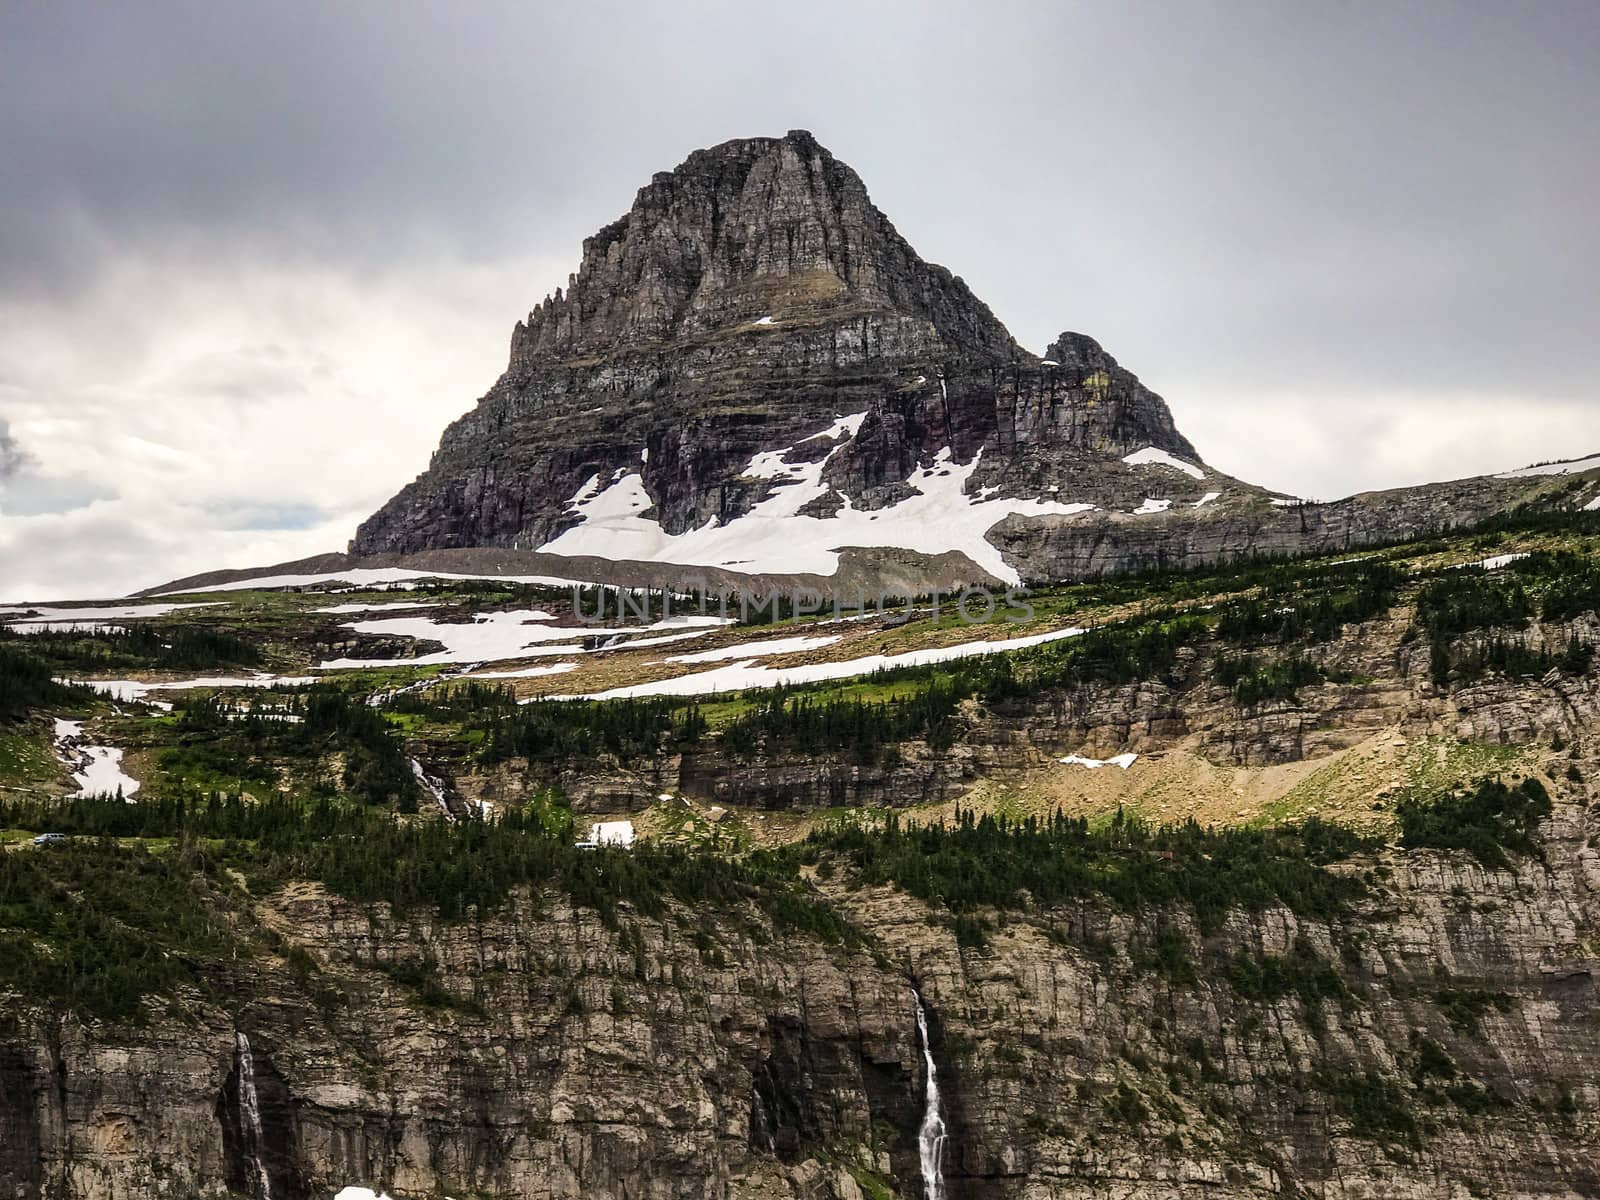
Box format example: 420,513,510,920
6,779,1600,1200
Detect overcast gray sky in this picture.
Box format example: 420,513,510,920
2,0,1596,600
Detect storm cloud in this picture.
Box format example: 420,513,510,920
1,1,1597,599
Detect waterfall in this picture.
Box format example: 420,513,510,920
409,758,454,819
235,1032,273,1200
749,1083,776,1152
913,990,947,1200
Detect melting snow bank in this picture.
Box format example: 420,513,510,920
334,1190,393,1200
4,602,221,630
318,610,731,670
577,820,636,849
561,626,1086,700
538,414,1094,584
1122,446,1205,480
1194,492,1222,507
1059,752,1139,770
1132,498,1172,515
1459,553,1531,571
464,662,579,681
53,719,140,798
665,634,842,664
72,674,319,703
1497,453,1600,479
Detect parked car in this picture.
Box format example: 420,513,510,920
32,833,66,845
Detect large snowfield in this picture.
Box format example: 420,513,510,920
538,417,1098,584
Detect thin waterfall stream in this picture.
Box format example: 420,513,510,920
913,990,947,1200
235,1032,273,1200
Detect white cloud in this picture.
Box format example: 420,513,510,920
0,234,572,601
1183,388,1597,501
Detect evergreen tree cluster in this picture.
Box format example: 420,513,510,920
805,807,1376,936
1214,653,1325,707
1213,562,1404,643
1414,553,1599,685
0,622,263,673
0,838,235,1023
0,790,854,1023
1528,552,1600,624
0,645,97,723
1396,776,1552,869
719,680,964,763
473,697,707,765
168,687,418,808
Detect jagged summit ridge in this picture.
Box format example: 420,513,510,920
509,130,1017,364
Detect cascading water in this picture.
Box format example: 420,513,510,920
235,1032,273,1200
913,990,947,1200
749,1083,777,1152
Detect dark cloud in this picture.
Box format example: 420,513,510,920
0,419,31,479
204,501,332,532
0,470,113,517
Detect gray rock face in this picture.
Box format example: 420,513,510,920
9,781,1600,1199
350,132,1215,577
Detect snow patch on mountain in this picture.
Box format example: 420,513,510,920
1059,752,1138,770
6,602,221,626
1123,446,1205,480
316,609,729,670
1497,453,1600,479
665,634,842,664
539,416,1093,584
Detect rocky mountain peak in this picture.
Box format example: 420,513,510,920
508,130,1017,365
351,133,1239,582
1041,331,1201,461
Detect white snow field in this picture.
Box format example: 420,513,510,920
462,661,579,680
1464,553,1531,571
4,602,221,629
53,718,141,798
316,610,731,670
578,820,637,848
664,634,843,664
74,675,319,702
538,415,1094,584
1122,446,1206,480
1059,752,1139,770
1497,454,1600,479
1132,498,1173,515
563,625,1086,700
